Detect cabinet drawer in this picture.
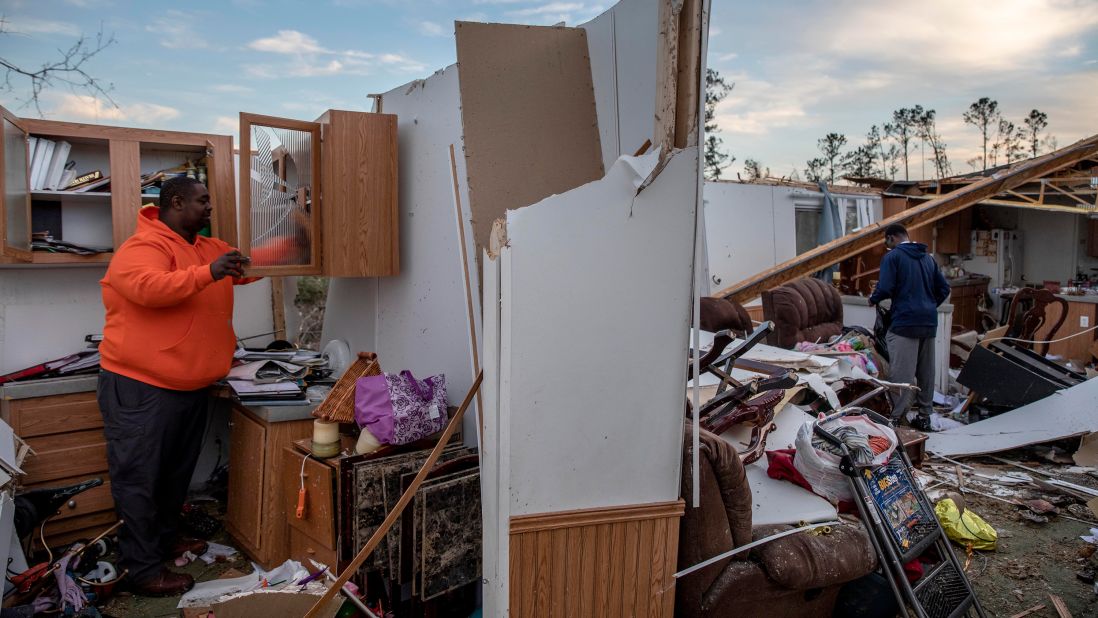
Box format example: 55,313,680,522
7,391,103,438
22,429,108,484
41,510,118,550
282,447,335,545
289,526,337,570
25,477,113,523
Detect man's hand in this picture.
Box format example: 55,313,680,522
210,251,249,281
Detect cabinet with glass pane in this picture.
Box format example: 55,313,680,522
238,110,399,277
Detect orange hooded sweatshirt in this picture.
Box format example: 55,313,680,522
100,206,253,391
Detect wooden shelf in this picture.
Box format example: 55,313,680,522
31,191,161,203
33,252,112,264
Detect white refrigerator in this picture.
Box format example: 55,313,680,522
964,229,1023,318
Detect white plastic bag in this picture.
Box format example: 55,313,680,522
792,414,899,503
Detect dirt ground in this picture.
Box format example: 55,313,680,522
925,453,1098,617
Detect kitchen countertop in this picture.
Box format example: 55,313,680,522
0,374,98,400
240,402,318,423
841,295,953,312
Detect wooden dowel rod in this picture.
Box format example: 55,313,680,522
304,372,483,617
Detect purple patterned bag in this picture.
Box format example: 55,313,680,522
354,371,447,445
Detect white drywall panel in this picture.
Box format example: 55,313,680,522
610,0,659,158
503,148,698,515
320,275,379,358
704,182,779,289
0,267,273,375
581,8,620,169
1018,209,1078,284
927,374,1098,457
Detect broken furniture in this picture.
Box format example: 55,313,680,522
675,424,877,617
0,375,116,549
1005,287,1068,355
224,400,315,569
957,340,1085,409
761,277,844,350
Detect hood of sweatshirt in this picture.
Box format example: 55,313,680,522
894,241,929,260
136,204,194,245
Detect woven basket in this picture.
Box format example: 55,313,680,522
312,352,382,423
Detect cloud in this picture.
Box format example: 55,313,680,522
50,94,180,124
504,2,603,24
246,29,426,77
4,17,81,37
214,116,239,133
813,0,1098,74
146,10,211,49
417,21,447,37
211,84,254,94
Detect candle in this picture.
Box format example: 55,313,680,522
313,419,339,444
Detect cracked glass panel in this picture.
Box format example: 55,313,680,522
248,124,313,266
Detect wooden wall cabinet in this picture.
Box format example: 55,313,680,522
949,279,989,331
884,195,972,255
239,109,399,277
0,104,236,265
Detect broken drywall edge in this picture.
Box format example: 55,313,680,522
927,377,1098,457
487,219,508,259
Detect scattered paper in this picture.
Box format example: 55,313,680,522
199,541,239,565
178,559,309,609
929,412,965,432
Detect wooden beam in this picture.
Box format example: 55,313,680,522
713,133,1098,304
673,0,702,149
653,0,681,156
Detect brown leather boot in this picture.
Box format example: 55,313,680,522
132,568,195,597
166,537,209,560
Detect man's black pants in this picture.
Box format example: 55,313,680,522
97,369,208,584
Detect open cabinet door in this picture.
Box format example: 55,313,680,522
0,106,33,261
238,112,322,276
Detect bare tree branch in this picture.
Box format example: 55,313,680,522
0,16,117,117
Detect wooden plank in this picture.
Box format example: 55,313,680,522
648,514,668,617
550,529,567,617
109,140,141,249
22,118,225,145
593,523,611,618
607,521,625,618
319,111,399,277
534,530,553,618
258,416,314,567
520,532,539,618
673,0,703,149
454,21,603,256
270,277,287,341
633,518,654,617
565,527,583,618
579,525,597,616
661,516,680,617
7,391,102,438
621,520,639,618
715,133,1098,303
653,0,679,155
207,134,238,247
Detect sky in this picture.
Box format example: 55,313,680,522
1,0,1096,182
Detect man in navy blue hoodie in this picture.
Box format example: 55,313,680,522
869,223,951,431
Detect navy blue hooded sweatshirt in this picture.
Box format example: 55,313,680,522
869,242,951,338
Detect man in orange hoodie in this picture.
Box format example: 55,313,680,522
98,176,254,596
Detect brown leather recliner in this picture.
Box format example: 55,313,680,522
761,277,844,349
675,424,878,618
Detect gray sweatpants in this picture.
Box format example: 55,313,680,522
886,331,936,420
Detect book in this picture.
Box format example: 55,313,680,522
43,141,72,190
71,174,111,192
65,170,103,190
31,138,54,190
57,162,77,190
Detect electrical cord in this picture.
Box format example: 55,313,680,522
982,321,1098,347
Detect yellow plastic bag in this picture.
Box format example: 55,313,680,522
935,498,997,551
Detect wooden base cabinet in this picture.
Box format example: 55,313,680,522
0,382,117,549
224,405,313,569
